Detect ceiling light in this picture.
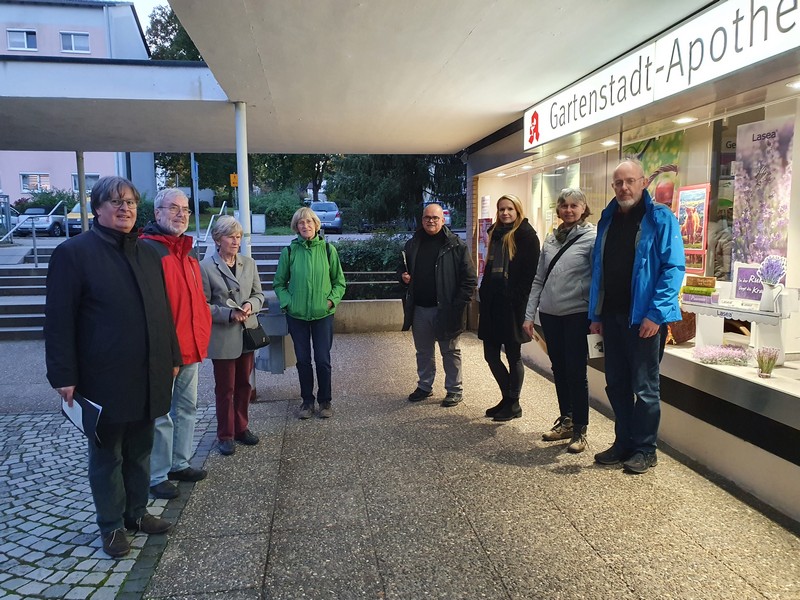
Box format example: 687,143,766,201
786,80,800,89
521,165,533,170
497,172,506,177
555,155,568,160
601,140,617,147
672,117,697,125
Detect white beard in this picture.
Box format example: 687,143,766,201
617,199,637,211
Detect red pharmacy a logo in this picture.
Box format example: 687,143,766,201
528,111,540,144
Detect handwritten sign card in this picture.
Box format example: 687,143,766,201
733,262,763,300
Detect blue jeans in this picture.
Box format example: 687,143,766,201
540,312,589,426
287,314,334,406
602,313,666,453
150,362,200,486
88,419,153,534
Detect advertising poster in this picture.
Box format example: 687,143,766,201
477,218,492,286
684,252,705,274
732,116,794,264
623,131,684,212
676,184,710,251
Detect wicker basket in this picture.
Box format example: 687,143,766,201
667,310,696,345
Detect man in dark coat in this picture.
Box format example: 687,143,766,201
399,203,477,406
45,176,181,558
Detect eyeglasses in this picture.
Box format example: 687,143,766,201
157,204,192,215
423,216,441,222
107,198,138,209
611,177,644,189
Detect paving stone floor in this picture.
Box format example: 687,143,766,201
1,333,799,599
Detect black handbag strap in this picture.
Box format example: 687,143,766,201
219,261,248,331
542,233,584,288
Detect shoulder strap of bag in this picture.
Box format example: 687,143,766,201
219,266,249,331
542,233,584,288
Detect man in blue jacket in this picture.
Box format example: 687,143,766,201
588,159,684,474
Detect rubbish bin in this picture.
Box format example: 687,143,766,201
255,292,296,374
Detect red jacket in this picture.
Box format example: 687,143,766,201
140,225,211,364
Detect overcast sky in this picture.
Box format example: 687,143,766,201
132,0,167,29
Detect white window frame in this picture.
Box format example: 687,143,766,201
71,173,100,193
20,173,51,193
7,29,37,51
60,31,89,53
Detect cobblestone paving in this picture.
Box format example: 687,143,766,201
0,406,217,599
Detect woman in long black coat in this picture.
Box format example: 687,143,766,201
478,194,540,421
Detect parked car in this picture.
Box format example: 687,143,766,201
66,202,94,235
311,201,342,234
15,207,66,237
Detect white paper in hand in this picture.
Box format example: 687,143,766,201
587,334,605,359
62,393,102,445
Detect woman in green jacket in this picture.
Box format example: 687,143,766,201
273,207,346,419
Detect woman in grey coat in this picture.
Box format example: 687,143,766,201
200,216,265,456
523,188,596,453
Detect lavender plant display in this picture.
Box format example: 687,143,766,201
732,120,792,264
755,346,780,375
693,345,751,366
756,255,787,285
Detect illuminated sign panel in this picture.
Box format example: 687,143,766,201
523,0,800,150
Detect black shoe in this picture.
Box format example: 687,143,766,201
318,403,334,418
485,399,505,418
441,392,463,407
298,404,315,419
219,439,236,455
623,451,658,474
492,400,522,422
101,528,130,558
594,445,630,465
235,429,260,445
124,513,172,534
149,480,179,499
408,387,433,402
168,467,208,482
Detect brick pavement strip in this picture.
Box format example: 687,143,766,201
0,406,217,599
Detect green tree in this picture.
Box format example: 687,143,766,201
145,6,201,61
327,154,465,226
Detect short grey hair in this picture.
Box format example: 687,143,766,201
557,187,591,220
290,207,321,233
211,215,243,243
154,188,188,209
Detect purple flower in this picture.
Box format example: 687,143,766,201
693,345,751,366
757,255,787,285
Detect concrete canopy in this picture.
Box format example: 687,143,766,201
1,0,711,154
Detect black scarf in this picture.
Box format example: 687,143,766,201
488,223,513,281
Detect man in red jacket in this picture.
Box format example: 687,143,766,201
141,189,212,499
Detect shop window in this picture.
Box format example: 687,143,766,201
7,29,37,51
61,32,89,53
71,173,100,193
21,173,50,192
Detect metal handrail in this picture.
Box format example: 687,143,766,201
201,201,227,243
0,201,66,265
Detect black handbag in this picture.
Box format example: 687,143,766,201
242,322,269,351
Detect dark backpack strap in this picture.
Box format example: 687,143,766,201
542,233,584,288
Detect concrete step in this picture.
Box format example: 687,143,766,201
0,314,45,327
0,275,47,287
0,326,43,341
1,285,47,295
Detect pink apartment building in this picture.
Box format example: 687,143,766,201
0,0,156,203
